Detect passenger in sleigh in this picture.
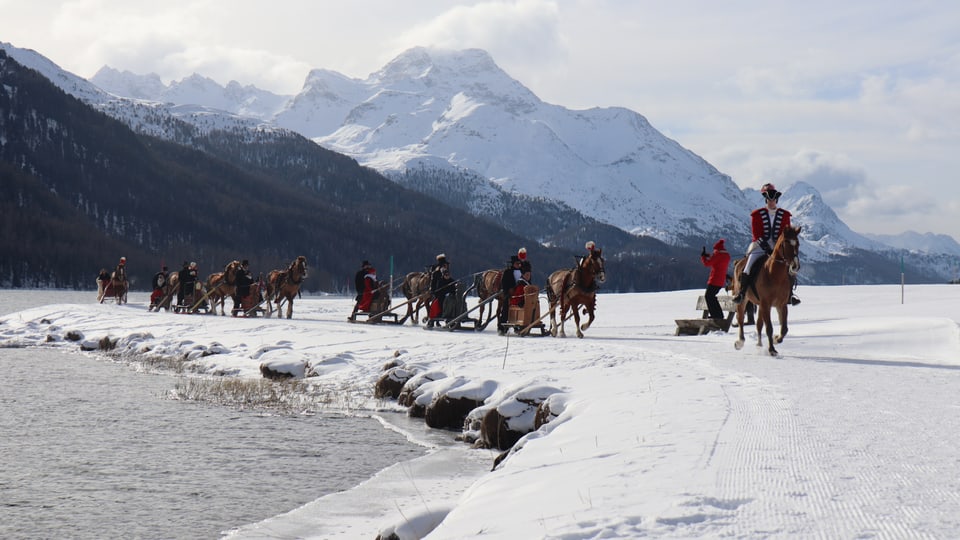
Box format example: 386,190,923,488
497,255,525,334
150,265,169,308
356,266,381,313
428,256,456,327
515,247,533,303
177,261,199,307
232,260,255,316
96,268,111,302
349,260,372,321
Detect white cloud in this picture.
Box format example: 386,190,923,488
392,0,567,77
2,0,958,237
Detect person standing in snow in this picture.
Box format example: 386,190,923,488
700,239,730,320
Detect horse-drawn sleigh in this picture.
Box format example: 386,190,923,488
97,273,128,305
349,279,401,324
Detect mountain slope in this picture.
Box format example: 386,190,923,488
2,46,713,291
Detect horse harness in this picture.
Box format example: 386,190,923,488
562,256,601,299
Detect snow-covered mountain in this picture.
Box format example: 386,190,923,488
4,41,957,275
0,42,279,141
764,182,889,261
83,46,941,259
88,47,753,245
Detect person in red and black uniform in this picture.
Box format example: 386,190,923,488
700,239,731,320
732,183,800,305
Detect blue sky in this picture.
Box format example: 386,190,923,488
2,0,957,237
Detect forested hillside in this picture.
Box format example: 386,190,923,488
1,50,709,292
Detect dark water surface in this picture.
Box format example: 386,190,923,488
0,290,422,539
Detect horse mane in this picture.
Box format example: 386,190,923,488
764,225,801,274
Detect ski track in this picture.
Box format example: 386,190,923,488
706,345,960,539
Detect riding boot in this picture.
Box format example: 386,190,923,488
732,272,752,304
789,276,801,305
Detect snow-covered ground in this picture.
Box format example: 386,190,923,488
2,284,959,539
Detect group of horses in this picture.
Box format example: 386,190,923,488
133,224,800,351
399,249,607,338
153,256,308,319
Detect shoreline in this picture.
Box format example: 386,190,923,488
0,292,498,538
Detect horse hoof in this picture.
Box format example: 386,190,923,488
768,349,779,357
734,340,744,350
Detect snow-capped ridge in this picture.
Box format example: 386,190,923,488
6,39,959,279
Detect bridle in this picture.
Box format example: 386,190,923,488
288,258,307,285
769,230,801,277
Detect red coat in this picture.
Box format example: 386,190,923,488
701,248,730,287
357,273,378,312
751,207,792,243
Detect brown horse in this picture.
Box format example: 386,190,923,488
473,269,503,328
733,225,802,356
546,249,606,338
205,260,241,316
266,256,308,319
400,271,431,324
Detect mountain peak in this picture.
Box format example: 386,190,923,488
372,47,500,84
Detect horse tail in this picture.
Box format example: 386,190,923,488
545,274,558,304
473,273,484,297
401,274,414,299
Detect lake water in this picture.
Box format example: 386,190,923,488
0,290,424,539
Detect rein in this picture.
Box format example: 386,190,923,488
567,255,603,295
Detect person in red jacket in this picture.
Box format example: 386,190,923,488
700,238,731,320
732,182,801,305
357,266,380,313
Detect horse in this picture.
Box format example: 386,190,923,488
205,260,241,316
102,266,128,304
473,269,503,328
546,249,606,338
733,225,802,356
266,256,308,319
400,271,431,324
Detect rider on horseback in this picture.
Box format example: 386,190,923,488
733,183,801,306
